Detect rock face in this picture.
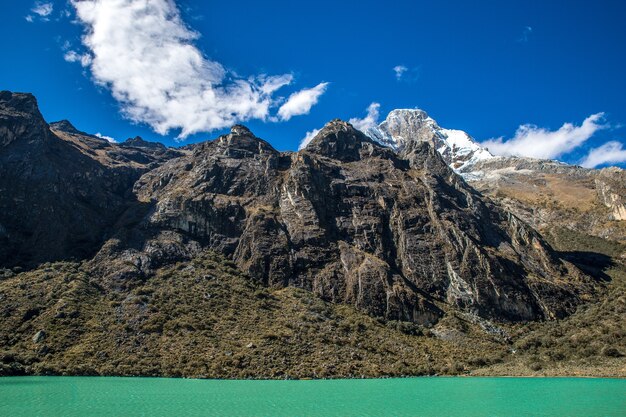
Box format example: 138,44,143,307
467,157,626,243
0,91,50,148
0,91,595,326
594,168,626,221
0,91,181,267
32,330,46,344
126,120,589,323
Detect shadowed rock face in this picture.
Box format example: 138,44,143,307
0,91,594,325
129,120,591,323
0,91,180,267
0,91,51,148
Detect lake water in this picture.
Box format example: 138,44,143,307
0,376,624,416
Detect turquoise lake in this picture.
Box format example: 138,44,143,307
0,376,624,416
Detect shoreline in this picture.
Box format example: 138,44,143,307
1,372,624,381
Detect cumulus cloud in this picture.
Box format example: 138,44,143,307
95,132,117,143
298,128,321,150
393,65,408,80
348,102,381,132
277,82,329,121
581,141,626,168
481,113,608,159
26,1,53,22
68,0,322,139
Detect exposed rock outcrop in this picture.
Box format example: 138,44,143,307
124,120,591,323
467,157,626,242
121,136,167,150
0,91,596,326
595,168,626,221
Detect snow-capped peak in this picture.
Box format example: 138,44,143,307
362,108,493,172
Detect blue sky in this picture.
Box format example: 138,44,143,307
1,0,625,167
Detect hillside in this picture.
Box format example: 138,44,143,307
0,91,623,378
468,158,626,244
1,241,623,378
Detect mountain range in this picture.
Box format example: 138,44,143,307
365,108,626,244
0,90,623,378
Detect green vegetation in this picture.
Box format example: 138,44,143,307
1,229,624,379
0,252,505,379
475,227,626,376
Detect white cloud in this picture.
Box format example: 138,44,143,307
26,1,53,22
392,65,420,83
481,113,608,159
581,141,626,168
68,0,321,139
277,82,328,121
32,2,53,16
298,128,321,150
393,65,408,80
63,50,92,67
348,102,380,132
95,132,117,143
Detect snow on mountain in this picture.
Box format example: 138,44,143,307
362,109,494,173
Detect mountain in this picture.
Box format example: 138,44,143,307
49,119,88,136
363,108,626,244
119,120,593,323
0,91,183,267
364,109,493,172
1,92,593,321
49,122,184,168
467,157,626,244
121,135,168,150
0,91,623,378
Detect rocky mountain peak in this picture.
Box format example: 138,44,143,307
0,91,40,115
194,125,278,158
0,91,50,147
49,119,83,135
382,109,439,141
0,91,599,330
363,108,494,173
122,136,165,149
305,119,380,162
230,124,253,136
129,110,592,324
